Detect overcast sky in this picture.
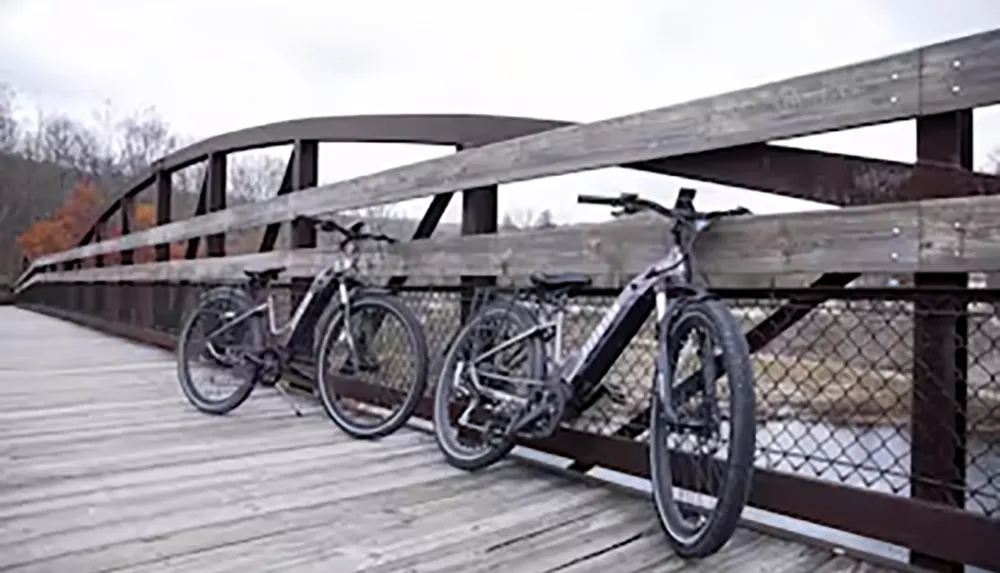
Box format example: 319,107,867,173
2,0,1000,224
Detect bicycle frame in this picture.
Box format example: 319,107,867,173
204,261,354,350
471,220,716,415
473,247,686,379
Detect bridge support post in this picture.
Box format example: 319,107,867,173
456,145,498,323
908,111,971,573
289,139,319,355
184,176,209,259
119,195,136,326
459,186,497,322
153,170,173,332
205,153,227,258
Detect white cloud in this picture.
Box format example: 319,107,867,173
2,0,1000,225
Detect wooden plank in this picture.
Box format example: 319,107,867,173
22,29,1000,273
21,187,1000,291
0,306,899,573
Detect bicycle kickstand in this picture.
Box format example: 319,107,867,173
273,379,304,417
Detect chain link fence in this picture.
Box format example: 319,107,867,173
16,279,1000,522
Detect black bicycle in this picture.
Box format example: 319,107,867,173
432,188,756,558
176,215,429,440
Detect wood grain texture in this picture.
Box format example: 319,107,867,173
0,306,896,573
19,190,1000,291
23,29,1000,274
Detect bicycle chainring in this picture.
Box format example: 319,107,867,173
257,347,285,386
516,382,571,440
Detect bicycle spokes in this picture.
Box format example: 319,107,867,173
660,323,730,528
184,307,256,402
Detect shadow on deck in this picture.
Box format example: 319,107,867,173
0,307,890,573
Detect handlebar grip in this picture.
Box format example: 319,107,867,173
577,194,620,206
702,206,752,221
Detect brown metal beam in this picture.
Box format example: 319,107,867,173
183,173,209,260
907,111,972,573
153,170,174,330
154,170,172,262
288,140,320,354
290,140,319,251
629,144,999,207
119,195,135,267
205,152,227,258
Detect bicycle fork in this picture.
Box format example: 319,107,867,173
654,287,682,427
652,289,720,437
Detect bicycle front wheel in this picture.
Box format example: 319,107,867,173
649,296,756,558
176,290,262,415
316,293,429,439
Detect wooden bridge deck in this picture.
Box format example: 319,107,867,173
0,306,890,573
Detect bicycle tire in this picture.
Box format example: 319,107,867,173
176,289,262,414
649,296,755,558
316,293,429,439
432,300,545,471
197,286,252,369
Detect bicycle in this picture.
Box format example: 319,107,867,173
431,188,756,558
176,215,429,440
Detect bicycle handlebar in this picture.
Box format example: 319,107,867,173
577,194,621,207
576,192,750,221
295,215,398,245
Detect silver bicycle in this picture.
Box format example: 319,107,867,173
432,188,756,558
176,216,429,439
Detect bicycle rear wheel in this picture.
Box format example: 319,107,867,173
649,297,755,558
316,293,429,439
176,290,261,414
432,300,545,472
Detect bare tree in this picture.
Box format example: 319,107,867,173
0,88,187,277
534,208,556,229
500,207,556,230
113,109,181,179
0,84,18,153
500,207,537,231
228,154,287,201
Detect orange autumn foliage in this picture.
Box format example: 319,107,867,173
17,180,101,260
17,180,185,265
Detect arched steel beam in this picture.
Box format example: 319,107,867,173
78,114,570,245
